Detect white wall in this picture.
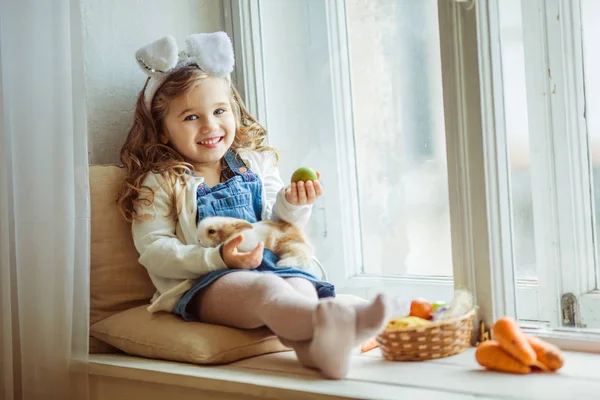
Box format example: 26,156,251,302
83,0,224,164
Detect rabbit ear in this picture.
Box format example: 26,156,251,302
233,221,253,232
135,32,235,111
185,32,234,79
135,36,180,76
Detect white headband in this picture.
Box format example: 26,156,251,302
135,32,235,111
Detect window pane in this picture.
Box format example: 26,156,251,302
502,0,600,326
346,0,452,277
582,0,600,290
498,0,537,280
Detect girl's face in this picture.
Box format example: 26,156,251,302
163,77,236,169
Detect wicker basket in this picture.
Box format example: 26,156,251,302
376,308,476,361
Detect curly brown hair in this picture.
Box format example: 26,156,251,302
117,65,277,222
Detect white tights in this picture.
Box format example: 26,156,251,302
190,272,390,379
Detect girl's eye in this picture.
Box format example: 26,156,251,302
214,108,225,116
184,115,198,121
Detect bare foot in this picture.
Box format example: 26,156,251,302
308,300,356,380
354,293,391,344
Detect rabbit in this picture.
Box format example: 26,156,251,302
196,216,314,269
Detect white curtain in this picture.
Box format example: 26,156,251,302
0,0,90,399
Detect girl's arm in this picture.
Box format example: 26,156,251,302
131,174,228,279
260,152,313,228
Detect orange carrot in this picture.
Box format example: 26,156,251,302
360,336,379,353
527,335,564,371
475,340,531,374
492,317,537,367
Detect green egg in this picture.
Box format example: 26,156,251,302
432,301,447,311
291,167,318,183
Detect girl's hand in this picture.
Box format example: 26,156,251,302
221,234,264,270
285,172,323,205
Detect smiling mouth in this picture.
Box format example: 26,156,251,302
198,137,224,145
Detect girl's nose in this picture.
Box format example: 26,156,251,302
200,117,218,133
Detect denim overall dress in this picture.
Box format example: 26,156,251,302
173,150,335,321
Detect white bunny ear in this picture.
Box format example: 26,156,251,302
136,32,235,111
135,36,179,76
185,32,234,78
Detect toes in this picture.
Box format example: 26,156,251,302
354,294,392,343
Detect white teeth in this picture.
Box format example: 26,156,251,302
199,138,220,145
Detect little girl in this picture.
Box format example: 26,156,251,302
118,32,391,380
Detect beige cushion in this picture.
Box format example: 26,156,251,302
90,305,289,364
89,165,157,352
89,294,366,364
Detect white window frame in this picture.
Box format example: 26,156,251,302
223,0,600,348
441,0,519,327
468,0,600,346
519,0,600,328
222,0,268,126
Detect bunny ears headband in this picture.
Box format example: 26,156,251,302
135,31,235,110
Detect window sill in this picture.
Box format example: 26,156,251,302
88,346,600,399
